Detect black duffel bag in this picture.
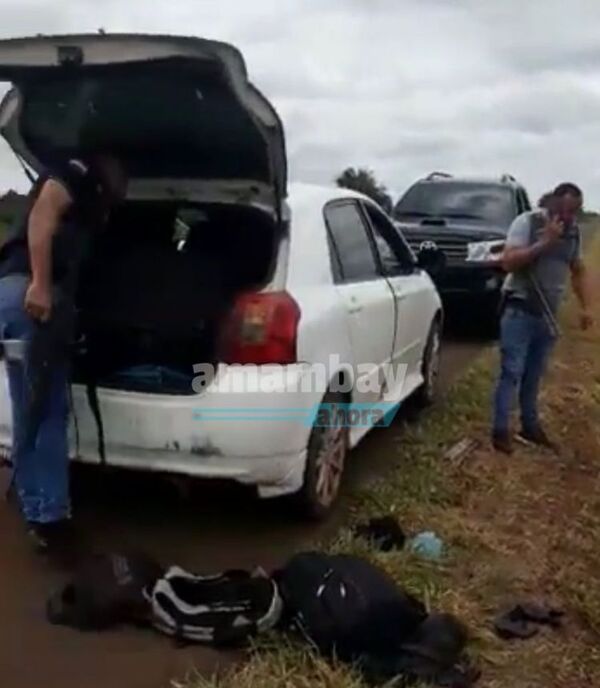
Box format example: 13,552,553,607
275,552,427,662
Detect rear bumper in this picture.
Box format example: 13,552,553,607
0,363,321,499
71,444,308,500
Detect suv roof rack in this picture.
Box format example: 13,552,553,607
425,171,453,181
500,174,517,184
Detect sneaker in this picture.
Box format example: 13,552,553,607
516,427,558,452
492,431,513,455
27,520,82,567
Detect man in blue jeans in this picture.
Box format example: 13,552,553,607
492,183,593,454
0,153,127,555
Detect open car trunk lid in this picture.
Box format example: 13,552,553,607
0,34,287,215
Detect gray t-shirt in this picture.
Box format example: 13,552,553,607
502,209,581,314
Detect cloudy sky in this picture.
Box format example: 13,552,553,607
1,0,600,206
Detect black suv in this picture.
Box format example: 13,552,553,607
394,173,531,321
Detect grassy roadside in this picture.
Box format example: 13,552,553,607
188,228,598,687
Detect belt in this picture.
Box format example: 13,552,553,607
505,297,542,317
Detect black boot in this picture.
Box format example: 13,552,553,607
27,520,83,568
492,431,514,455
516,426,558,452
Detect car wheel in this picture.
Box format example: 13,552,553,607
415,318,442,407
294,391,349,521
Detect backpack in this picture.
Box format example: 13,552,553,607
47,552,164,631
148,566,283,646
275,552,427,662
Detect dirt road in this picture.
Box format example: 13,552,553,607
0,331,488,688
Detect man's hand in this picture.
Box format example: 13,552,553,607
501,213,563,273
541,215,564,245
580,310,594,331
25,280,52,322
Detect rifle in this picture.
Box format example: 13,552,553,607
527,211,561,339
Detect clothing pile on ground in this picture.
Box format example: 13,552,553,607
493,602,564,640
353,516,407,552
47,550,478,687
353,516,445,560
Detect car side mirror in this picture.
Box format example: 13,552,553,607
417,246,446,278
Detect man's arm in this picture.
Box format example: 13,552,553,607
571,258,593,330
25,179,73,321
501,214,563,273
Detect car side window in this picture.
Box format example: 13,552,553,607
324,201,379,283
514,191,521,215
516,188,531,215
362,202,415,275
515,190,524,215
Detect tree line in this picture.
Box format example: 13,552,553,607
335,167,393,213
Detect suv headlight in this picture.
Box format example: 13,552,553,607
466,240,505,263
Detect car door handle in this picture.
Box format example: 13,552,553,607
348,306,363,314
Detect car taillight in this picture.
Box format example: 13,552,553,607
219,291,301,365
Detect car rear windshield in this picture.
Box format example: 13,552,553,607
394,182,515,228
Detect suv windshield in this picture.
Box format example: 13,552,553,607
394,182,516,228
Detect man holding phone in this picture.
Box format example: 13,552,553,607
492,182,592,454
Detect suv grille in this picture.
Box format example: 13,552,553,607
404,232,468,263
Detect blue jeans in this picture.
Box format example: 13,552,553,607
493,306,556,435
0,275,70,523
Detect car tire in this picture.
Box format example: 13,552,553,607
414,317,442,407
293,390,349,521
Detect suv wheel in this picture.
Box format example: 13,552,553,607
294,391,349,520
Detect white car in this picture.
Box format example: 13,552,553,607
0,34,443,518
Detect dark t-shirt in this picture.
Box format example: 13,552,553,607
0,159,107,289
